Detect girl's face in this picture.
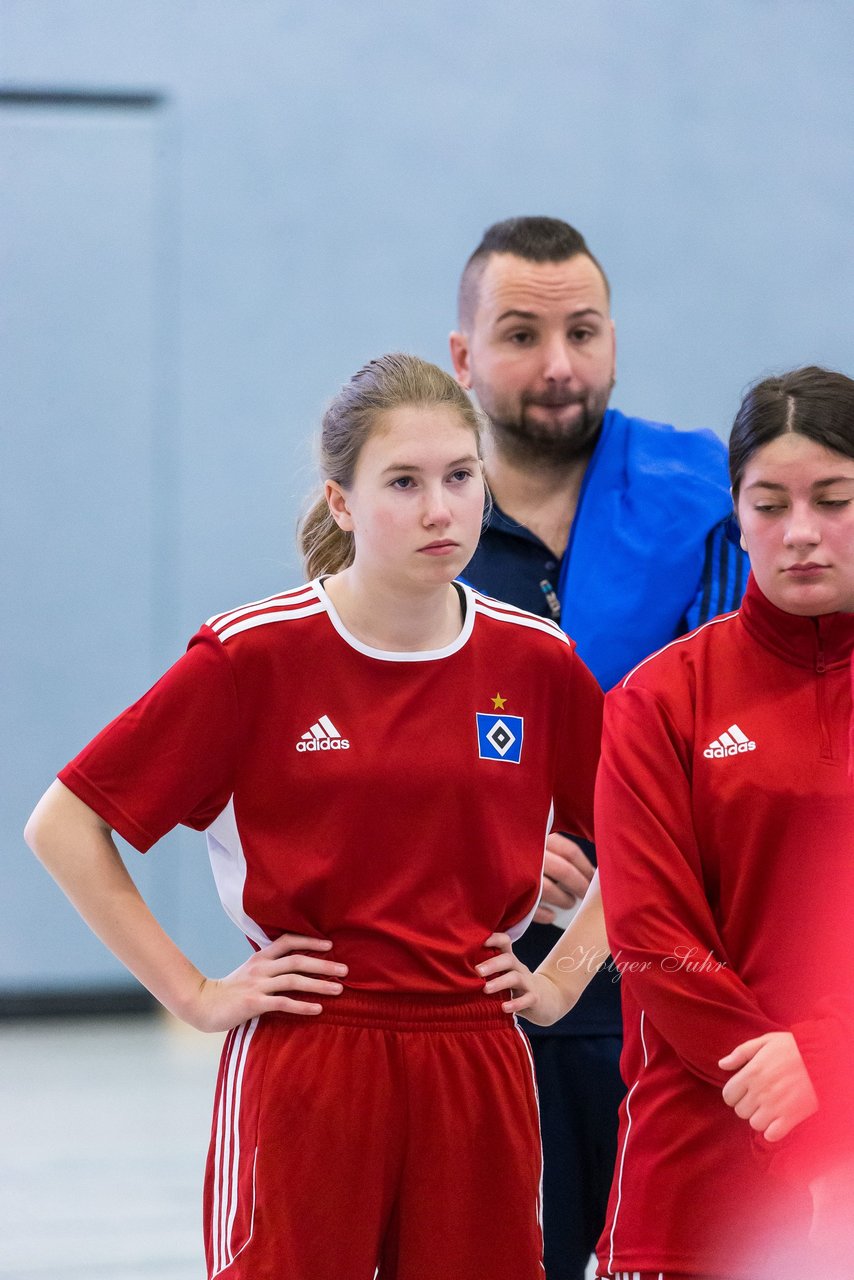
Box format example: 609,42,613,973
326,404,485,589
736,433,854,615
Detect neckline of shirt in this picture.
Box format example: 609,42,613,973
739,571,854,669
313,578,476,663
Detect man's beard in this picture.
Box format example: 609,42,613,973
487,386,611,467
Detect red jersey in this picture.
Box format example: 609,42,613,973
595,572,854,1278
60,581,602,994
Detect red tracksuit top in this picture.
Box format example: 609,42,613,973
595,572,854,1278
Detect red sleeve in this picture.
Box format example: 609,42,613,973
761,1000,854,1186
595,681,782,1087
551,646,603,842
58,627,239,852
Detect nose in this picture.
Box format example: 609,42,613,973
783,504,821,549
422,482,452,528
540,334,574,382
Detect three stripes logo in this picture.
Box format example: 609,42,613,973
296,715,350,753
703,723,756,759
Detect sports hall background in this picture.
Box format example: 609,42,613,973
1,3,852,1276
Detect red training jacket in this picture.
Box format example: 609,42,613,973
595,572,854,1278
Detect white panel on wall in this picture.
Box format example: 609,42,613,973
0,93,176,993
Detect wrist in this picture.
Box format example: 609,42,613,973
537,961,585,1017
158,964,211,1030
527,969,576,1025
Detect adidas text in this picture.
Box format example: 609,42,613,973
296,715,350,752
703,741,755,758
296,737,350,752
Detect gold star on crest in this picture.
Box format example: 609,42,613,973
491,693,507,710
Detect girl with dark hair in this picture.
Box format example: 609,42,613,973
25,352,605,1280
494,365,854,1278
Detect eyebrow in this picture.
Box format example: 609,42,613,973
381,455,480,475
745,476,854,492
494,307,604,325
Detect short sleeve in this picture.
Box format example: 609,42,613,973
58,627,239,852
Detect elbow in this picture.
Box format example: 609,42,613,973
24,799,50,858
24,779,68,859
25,781,112,863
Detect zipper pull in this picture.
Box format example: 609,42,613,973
539,579,562,622
816,640,826,673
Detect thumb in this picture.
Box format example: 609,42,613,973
719,1035,765,1071
483,932,511,951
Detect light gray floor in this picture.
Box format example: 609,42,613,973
0,1014,223,1280
0,1013,598,1280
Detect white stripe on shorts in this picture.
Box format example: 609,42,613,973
211,1018,259,1277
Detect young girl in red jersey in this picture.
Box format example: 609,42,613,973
489,366,854,1279
25,353,606,1280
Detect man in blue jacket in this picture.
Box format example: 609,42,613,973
451,216,747,1280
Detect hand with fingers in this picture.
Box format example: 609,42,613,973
719,1031,818,1141
477,932,571,1026
191,932,348,1032
533,832,595,925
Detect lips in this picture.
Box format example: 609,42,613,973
528,395,585,409
419,540,458,554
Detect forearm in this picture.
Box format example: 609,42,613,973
534,870,609,1019
25,780,208,1025
604,898,779,1085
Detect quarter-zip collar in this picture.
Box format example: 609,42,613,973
739,571,854,670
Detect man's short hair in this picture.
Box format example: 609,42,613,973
457,216,610,329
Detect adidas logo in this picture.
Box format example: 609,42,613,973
703,723,756,759
296,715,350,753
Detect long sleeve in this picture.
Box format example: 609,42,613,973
595,681,781,1087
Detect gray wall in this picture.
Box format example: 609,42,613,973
2,0,852,993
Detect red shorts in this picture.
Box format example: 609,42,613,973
204,990,545,1279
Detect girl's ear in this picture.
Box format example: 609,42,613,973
325,480,354,532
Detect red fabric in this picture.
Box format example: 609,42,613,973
595,573,854,1278
203,993,545,1279
59,581,603,993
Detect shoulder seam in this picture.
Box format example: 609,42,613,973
206,583,319,631
472,593,570,645
620,610,739,688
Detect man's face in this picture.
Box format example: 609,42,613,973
450,252,616,463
